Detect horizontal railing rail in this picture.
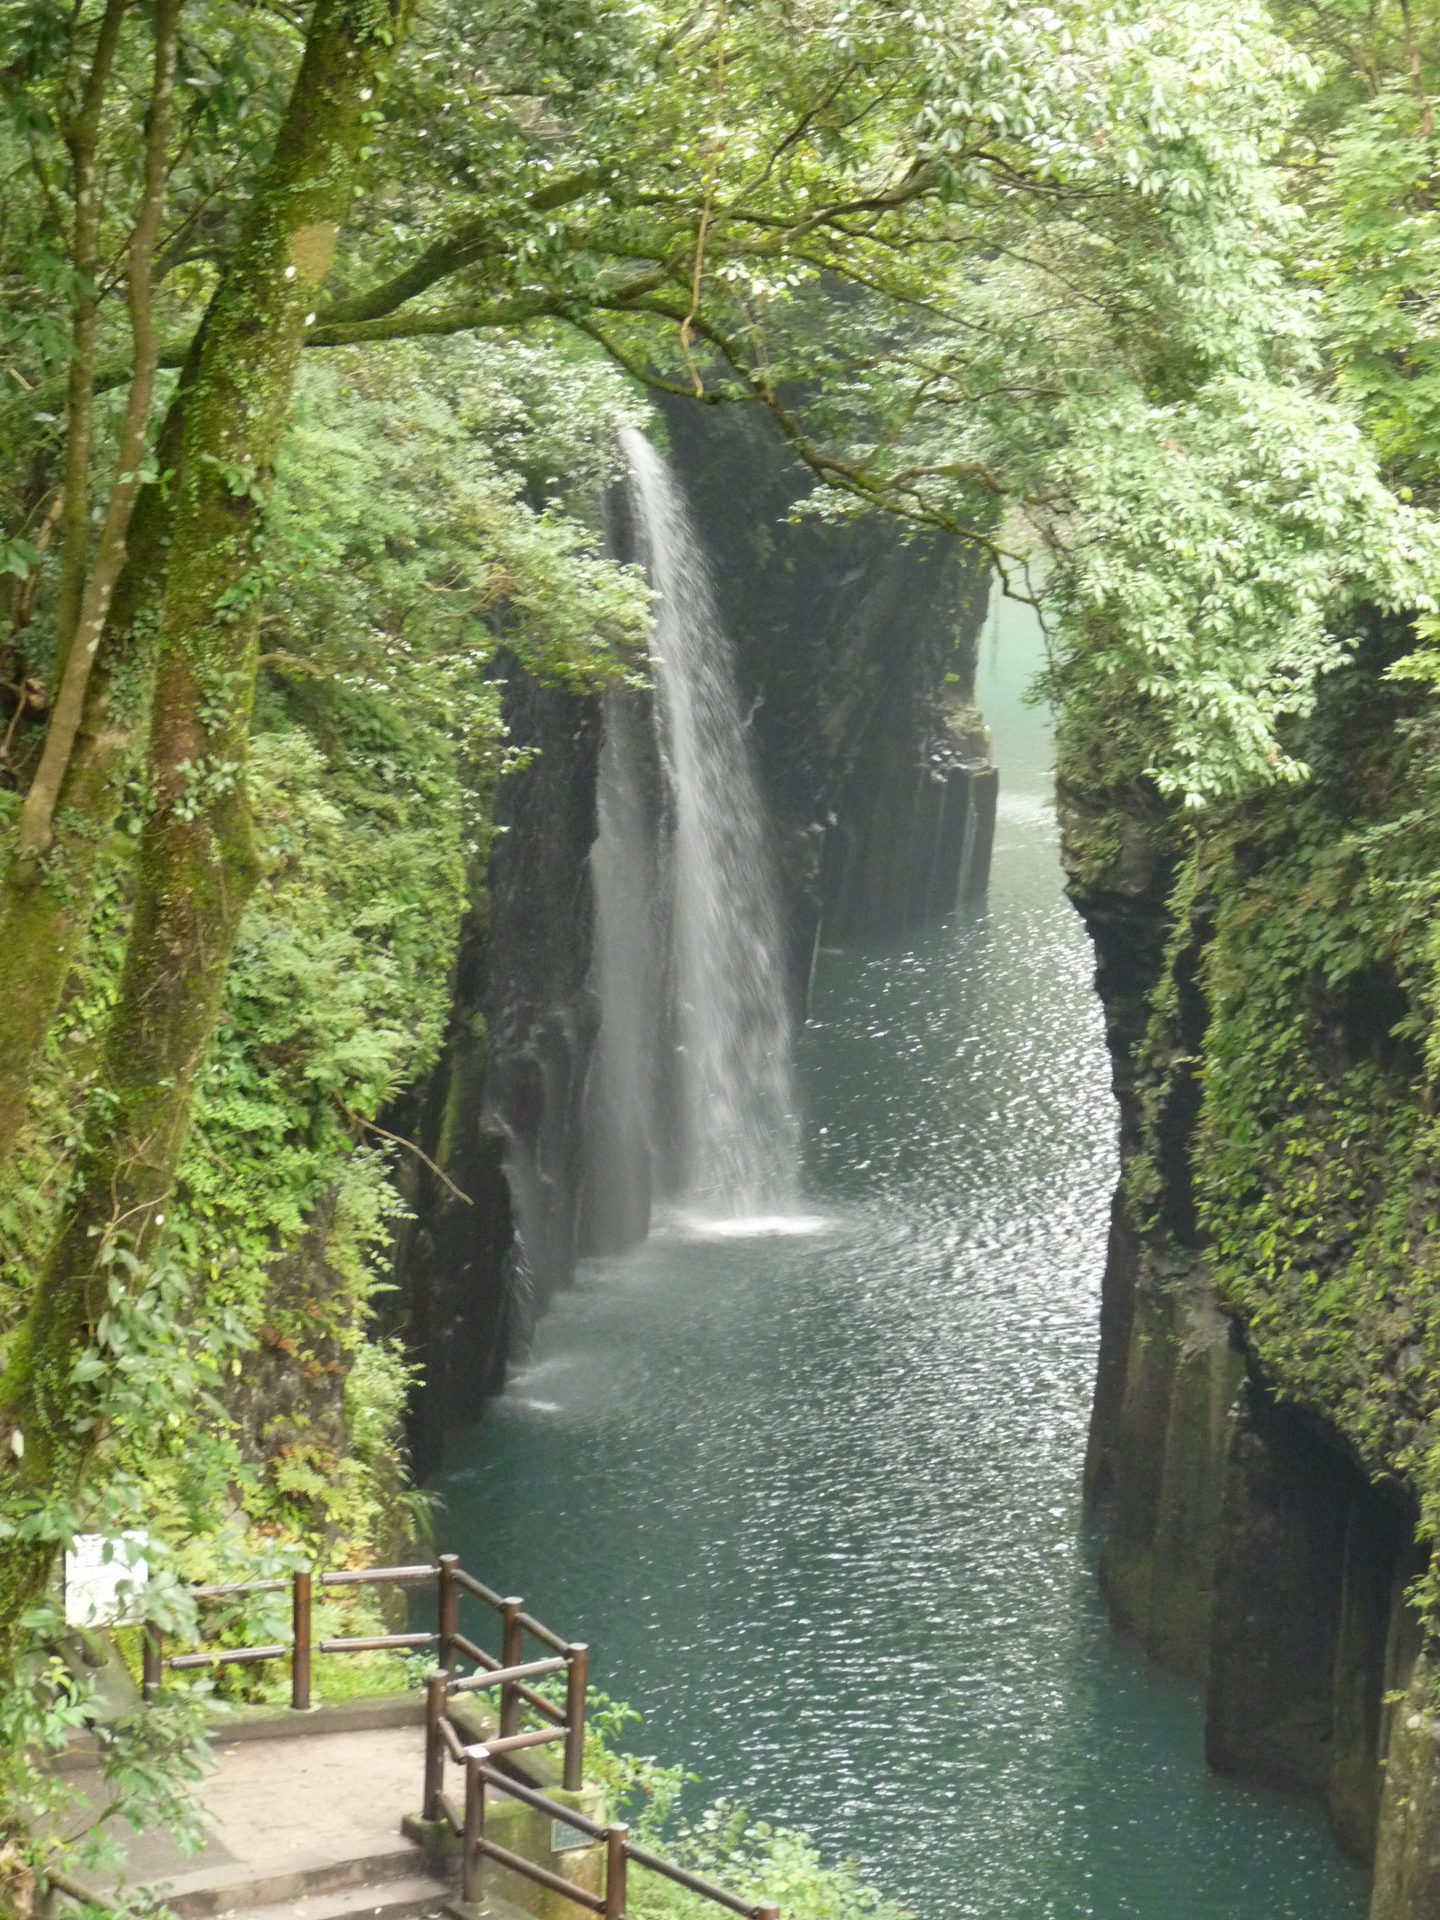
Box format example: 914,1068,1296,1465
141,1563,438,1712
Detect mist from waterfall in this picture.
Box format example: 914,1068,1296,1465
583,429,800,1233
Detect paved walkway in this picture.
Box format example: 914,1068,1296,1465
64,1714,425,1896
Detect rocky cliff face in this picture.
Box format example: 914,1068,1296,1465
1063,631,1440,1917
386,667,599,1473
658,400,996,979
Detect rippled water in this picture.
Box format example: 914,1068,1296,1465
436,598,1366,1919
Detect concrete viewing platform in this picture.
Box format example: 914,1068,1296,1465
61,1699,453,1920
40,1559,760,1920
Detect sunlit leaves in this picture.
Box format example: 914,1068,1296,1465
1318,89,1440,494
1024,376,1438,801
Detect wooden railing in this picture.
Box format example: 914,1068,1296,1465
425,1557,589,1792
143,1553,780,1918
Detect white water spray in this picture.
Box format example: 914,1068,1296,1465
582,692,667,1251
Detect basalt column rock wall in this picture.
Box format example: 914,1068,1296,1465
1063,635,1440,1915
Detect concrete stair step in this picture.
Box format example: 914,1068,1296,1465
160,1838,434,1919
216,1872,450,1920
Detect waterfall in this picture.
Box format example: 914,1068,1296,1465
581,692,667,1253
583,429,800,1231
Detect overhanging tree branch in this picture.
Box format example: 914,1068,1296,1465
305,265,672,347
565,289,1040,598
318,164,616,326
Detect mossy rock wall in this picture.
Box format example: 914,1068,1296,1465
1373,1657,1440,1920
385,665,600,1473
1087,1197,1430,1892
1061,634,1440,1914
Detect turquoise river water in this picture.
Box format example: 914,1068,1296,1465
436,598,1367,1920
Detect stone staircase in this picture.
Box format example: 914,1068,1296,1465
159,1834,448,1920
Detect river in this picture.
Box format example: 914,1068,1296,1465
435,592,1366,1919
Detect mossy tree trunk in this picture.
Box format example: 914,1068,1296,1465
0,0,411,1865
17,0,183,864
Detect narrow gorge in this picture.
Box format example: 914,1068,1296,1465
436,586,1368,1918
6,7,1440,1919
388,412,997,1467
382,407,1440,1920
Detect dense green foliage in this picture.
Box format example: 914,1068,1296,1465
0,313,646,1896
1115,634,1440,1619
2,0,1440,1905
1,326,645,1533
582,1696,912,1920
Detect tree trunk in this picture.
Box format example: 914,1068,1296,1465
0,365,190,1169
52,0,132,664
0,0,412,1835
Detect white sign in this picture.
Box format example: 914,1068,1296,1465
64,1532,150,1628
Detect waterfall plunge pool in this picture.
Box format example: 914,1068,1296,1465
434,596,1365,1919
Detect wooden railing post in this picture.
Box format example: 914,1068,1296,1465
462,1748,487,1905
756,1908,780,1919
291,1569,312,1710
563,1642,588,1791
499,1596,524,1740
423,1669,447,1819
437,1553,459,1673
141,1626,163,1701
604,1825,628,1920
